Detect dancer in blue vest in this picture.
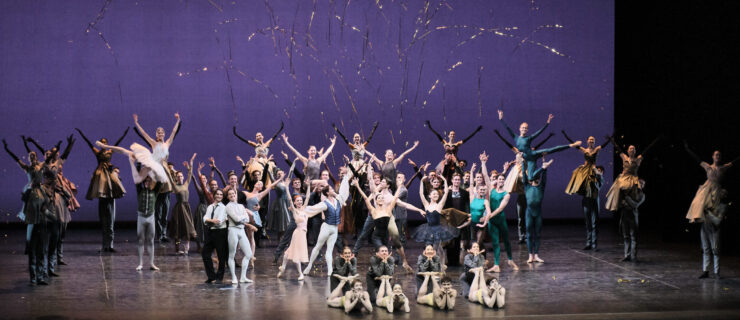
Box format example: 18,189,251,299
498,110,580,178
522,157,553,264
302,172,351,275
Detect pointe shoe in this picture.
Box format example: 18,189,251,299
232,278,239,284
240,278,253,283
507,260,519,271
302,266,311,275
150,265,160,271
277,266,284,278
298,274,305,281
533,255,544,263
491,265,500,273
136,265,143,271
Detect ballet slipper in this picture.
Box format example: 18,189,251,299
298,274,305,281
150,265,160,271
507,260,519,271
542,159,554,169
277,266,284,278
136,265,143,271
526,256,533,264
240,277,253,283
533,255,544,263
302,266,311,275
232,278,239,284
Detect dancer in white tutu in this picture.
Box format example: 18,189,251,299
96,113,181,184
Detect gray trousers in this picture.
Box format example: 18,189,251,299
620,211,638,260
700,222,720,274
47,220,60,273
99,198,116,249
353,215,375,253
138,215,156,267
582,197,599,248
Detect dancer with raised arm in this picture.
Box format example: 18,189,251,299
282,133,337,180
413,175,458,268
684,142,737,223
498,110,580,178
332,121,379,161
277,180,322,280
302,171,351,276
619,180,645,262
233,121,283,158
424,120,482,162
477,171,519,272
166,154,198,255
604,136,659,211
368,141,419,192
75,127,129,252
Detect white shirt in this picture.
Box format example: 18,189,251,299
203,203,227,230
226,202,249,229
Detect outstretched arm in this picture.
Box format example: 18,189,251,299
316,136,337,163
494,130,517,152
599,135,612,149
265,121,284,146
534,132,555,150
233,127,258,147
45,141,62,164
608,136,626,155
21,136,31,154
683,141,703,164
74,128,98,154
640,136,661,157
498,110,517,139
424,120,446,143
95,140,132,157
165,113,181,145
26,137,45,154
461,125,483,144
132,114,156,147
561,130,575,144
352,178,374,211
531,114,554,140
60,134,75,160
418,176,430,209
365,121,379,144
113,127,130,146
332,123,351,145
3,139,28,169
281,133,308,163
393,141,419,166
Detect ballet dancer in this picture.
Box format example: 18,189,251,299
366,245,395,299
225,188,257,284
368,141,419,192
698,189,727,279
468,267,506,309
233,121,284,158
416,273,456,310
477,172,518,272
460,242,486,296
327,277,373,314
376,275,410,313
522,158,554,263
277,180,322,280
74,127,129,252
604,136,659,212
166,154,198,255
424,120,482,163
332,121,379,162
331,246,358,293
416,244,442,293
413,175,459,268
128,155,161,271
684,142,737,223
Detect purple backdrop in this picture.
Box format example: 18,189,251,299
0,0,613,222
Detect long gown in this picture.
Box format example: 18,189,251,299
605,156,641,211
565,150,600,197
284,210,308,263
86,148,126,200
686,163,728,223
268,184,291,233
167,172,196,241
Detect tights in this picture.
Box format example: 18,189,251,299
137,215,155,267
228,227,253,282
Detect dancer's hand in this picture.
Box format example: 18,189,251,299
236,155,243,163
133,114,139,123
198,162,205,171
174,112,180,120
281,133,288,142
497,110,503,120
470,163,477,174
407,158,416,167
182,161,189,169
281,151,289,160
413,140,419,148
547,113,554,123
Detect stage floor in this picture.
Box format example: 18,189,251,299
1,223,739,319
